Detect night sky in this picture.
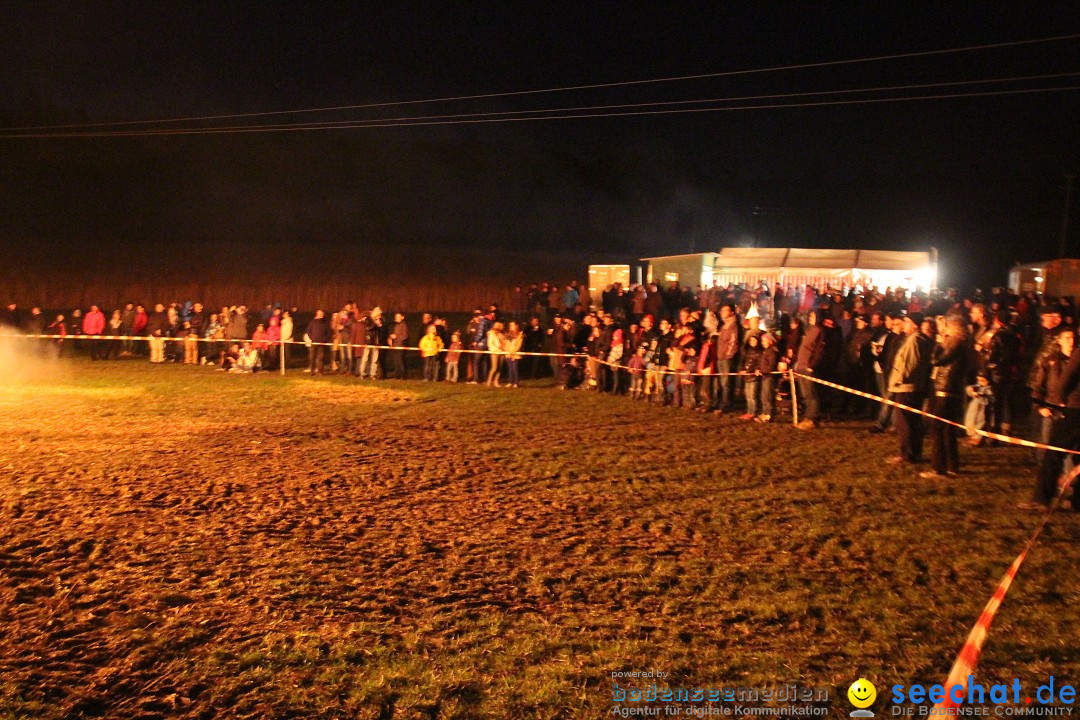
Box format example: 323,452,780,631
2,3,1078,288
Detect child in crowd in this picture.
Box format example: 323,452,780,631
251,323,269,367
204,313,223,365
219,343,241,371
46,314,67,357
419,324,444,382
183,321,199,364
964,373,994,439
644,339,661,402
445,331,463,383
739,333,763,420
756,331,781,422
628,344,647,399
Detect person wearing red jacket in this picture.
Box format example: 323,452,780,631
82,305,106,360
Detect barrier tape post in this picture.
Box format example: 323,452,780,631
788,369,799,426
280,339,285,377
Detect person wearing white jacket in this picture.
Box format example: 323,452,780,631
486,322,506,387
280,310,294,369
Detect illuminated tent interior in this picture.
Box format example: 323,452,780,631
642,247,937,291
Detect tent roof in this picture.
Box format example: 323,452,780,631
712,247,930,271
638,252,720,261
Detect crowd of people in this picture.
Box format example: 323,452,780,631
3,278,1078,511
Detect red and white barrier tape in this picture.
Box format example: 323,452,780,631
5,332,582,358
793,372,1080,456
793,370,1080,705
933,464,1080,711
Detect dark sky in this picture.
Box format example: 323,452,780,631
2,2,1079,287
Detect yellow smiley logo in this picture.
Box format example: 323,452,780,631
848,678,877,709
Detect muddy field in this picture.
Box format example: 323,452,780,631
0,361,1078,719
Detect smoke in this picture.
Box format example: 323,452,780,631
0,330,70,385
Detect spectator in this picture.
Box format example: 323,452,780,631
445,331,463,383
46,314,67,357
82,305,106,361
306,310,330,374
922,315,970,479
486,321,506,387
120,302,136,356
739,332,764,420
390,312,409,379
715,304,741,413
106,309,123,360
887,313,933,464
756,330,781,422
280,310,294,368
358,307,384,380
419,324,444,382
794,310,827,429
1020,328,1080,511
505,320,524,388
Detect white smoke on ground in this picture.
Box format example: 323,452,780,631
0,330,71,385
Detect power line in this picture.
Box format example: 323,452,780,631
4,85,1077,139
21,70,1067,137
3,32,1078,132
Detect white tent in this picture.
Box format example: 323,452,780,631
708,247,935,290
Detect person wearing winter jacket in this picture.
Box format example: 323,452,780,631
82,305,106,360
1020,328,1080,511
794,310,827,429
358,307,385,379
132,305,148,355
419,324,445,382
485,321,507,387
887,313,934,464
1029,309,1066,463
504,321,525,388
715,304,741,412
983,310,1021,437
739,333,764,420
279,310,294,368
119,303,136,356
305,310,330,374
146,304,169,339
756,331,781,422
389,312,409,379
471,311,493,384
921,316,970,479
